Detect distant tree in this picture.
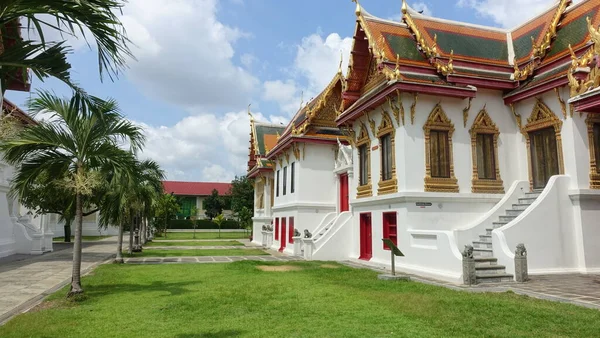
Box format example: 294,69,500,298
203,189,223,220
229,176,254,227
190,205,198,239
212,213,225,239
154,193,180,238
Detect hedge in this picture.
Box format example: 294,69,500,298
167,219,241,230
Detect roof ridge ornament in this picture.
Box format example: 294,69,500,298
402,0,437,60
532,0,571,59
352,0,361,16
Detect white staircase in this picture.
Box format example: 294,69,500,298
471,191,540,283
308,211,353,260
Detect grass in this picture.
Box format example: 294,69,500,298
154,231,248,240
1,261,599,337
145,240,244,247
53,236,110,242
126,249,267,257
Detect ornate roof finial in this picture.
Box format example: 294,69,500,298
247,104,254,122
338,50,344,74
401,0,408,14
299,91,304,110
352,0,361,16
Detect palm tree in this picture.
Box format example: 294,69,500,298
0,0,133,98
0,90,143,296
99,159,164,262
213,213,226,239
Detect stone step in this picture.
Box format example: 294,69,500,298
512,203,530,211
476,274,514,284
505,209,524,217
475,265,507,276
473,248,493,257
499,215,517,223
525,192,541,198
492,222,507,228
485,228,493,236
478,234,492,243
518,197,537,204
475,257,498,266
473,241,492,249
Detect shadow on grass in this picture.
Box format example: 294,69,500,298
176,331,243,338
87,280,200,298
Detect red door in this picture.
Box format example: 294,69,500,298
279,218,287,252
359,213,372,260
339,173,349,212
288,217,295,244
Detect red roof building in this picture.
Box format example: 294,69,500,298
162,181,232,196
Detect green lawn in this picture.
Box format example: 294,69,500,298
145,240,244,247
126,248,267,257
1,262,599,337
53,236,110,242
154,231,248,240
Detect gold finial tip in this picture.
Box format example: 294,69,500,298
401,0,408,14
351,0,361,16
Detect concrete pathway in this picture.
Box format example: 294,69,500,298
0,237,117,324
344,260,600,310
145,245,258,250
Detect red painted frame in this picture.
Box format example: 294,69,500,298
288,217,295,244
382,212,398,250
275,218,279,241
339,173,349,212
279,218,287,252
359,213,372,261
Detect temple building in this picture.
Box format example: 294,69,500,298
249,0,600,284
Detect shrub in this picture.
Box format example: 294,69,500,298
168,219,240,230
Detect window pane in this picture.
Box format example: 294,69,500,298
477,134,496,180
359,144,368,185
439,131,450,178
291,162,295,193
594,123,600,172
283,167,287,196
276,170,280,197
430,130,440,177
430,130,450,178
380,134,392,181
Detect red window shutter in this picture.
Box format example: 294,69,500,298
382,212,397,250
275,218,279,240
288,217,295,244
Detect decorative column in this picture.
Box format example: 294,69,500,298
462,245,476,285
264,179,272,217
292,229,302,256
302,230,314,260
514,244,528,283
261,228,268,248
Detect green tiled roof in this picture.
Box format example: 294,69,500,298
506,62,571,97
546,7,599,60
455,67,513,80
384,33,429,62
426,28,509,62
255,124,285,155
513,25,544,60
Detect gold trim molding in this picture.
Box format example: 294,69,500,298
410,93,418,125
356,121,372,198
462,97,472,128
469,108,504,194
387,89,404,126
523,99,565,191
423,104,459,193
377,113,397,195
586,114,600,189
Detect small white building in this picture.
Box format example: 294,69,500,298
250,0,600,284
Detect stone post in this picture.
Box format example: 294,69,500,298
261,230,268,248
293,236,303,256
514,243,528,283
302,229,314,260
266,230,273,248
462,245,476,286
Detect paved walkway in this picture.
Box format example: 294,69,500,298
344,260,600,310
0,237,117,324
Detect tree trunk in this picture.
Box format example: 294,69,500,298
128,213,134,255
68,193,84,297
64,218,72,243
115,218,124,263
141,216,146,244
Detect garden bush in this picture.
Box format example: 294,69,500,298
168,219,240,230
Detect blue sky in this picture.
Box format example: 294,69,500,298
5,0,574,182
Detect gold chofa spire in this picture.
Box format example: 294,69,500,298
247,104,254,122
352,0,361,16
338,50,343,74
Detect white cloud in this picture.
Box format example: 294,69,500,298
120,0,258,110
294,33,352,92
456,0,584,28
136,110,283,181
262,80,302,115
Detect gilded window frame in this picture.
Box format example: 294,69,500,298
377,112,397,195
356,121,372,198
586,114,600,189
470,108,504,193
522,99,564,191
423,103,459,193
